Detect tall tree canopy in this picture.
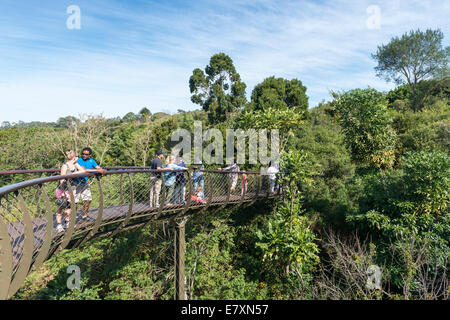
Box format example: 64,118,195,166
249,76,308,112
139,107,152,122
189,53,247,124
372,29,449,111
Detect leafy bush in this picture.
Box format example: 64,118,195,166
332,88,397,169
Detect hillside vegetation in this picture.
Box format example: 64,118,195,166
2,28,449,300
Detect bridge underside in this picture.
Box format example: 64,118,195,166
7,192,277,270
0,168,282,300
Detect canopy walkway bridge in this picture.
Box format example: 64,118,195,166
0,167,282,300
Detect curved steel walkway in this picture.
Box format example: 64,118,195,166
0,167,281,299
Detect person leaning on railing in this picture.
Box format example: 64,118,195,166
75,147,107,219
192,159,205,195
55,150,86,233
174,157,187,204
218,162,240,193
164,155,188,204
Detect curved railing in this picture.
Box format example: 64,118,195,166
0,167,154,187
0,167,281,299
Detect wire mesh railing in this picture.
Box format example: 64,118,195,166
0,167,282,299
0,167,154,188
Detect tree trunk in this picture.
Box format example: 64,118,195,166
412,86,418,113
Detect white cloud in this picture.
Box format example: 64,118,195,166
0,0,449,122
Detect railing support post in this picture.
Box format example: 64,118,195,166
173,218,186,300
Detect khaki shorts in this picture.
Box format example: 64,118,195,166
74,181,92,202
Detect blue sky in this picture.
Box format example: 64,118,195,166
1,0,449,123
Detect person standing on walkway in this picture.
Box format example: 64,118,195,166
55,150,86,232
241,170,248,196
149,150,165,207
267,162,279,193
193,159,205,194
218,162,240,193
174,157,187,204
164,155,187,204
76,147,107,219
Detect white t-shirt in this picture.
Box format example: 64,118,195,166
267,166,279,180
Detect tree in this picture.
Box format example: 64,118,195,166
288,104,356,228
47,114,115,165
56,116,79,128
249,76,308,112
122,112,139,122
255,149,319,288
189,53,247,124
1,121,11,129
346,151,449,297
235,105,306,153
126,124,154,166
235,77,309,153
332,88,397,169
400,150,449,216
372,29,450,112
138,107,152,122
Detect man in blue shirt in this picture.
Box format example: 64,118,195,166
76,147,107,219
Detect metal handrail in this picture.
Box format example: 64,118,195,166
0,166,151,175
0,166,282,300
0,168,262,197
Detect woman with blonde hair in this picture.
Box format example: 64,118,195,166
55,150,86,233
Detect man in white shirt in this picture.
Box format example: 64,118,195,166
267,162,279,193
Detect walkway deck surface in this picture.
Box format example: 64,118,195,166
7,192,274,268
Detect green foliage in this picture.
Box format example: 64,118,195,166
255,207,320,277
401,151,449,215
5,43,450,300
138,107,152,122
189,53,247,124
297,105,354,178
0,127,62,172
390,102,450,155
185,216,265,299
279,149,316,196
333,88,397,169
373,29,449,85
234,76,309,151
372,28,449,112
346,151,449,295
349,151,449,227
248,76,308,112
287,105,357,228
15,225,174,300
387,84,412,110
235,105,306,152
122,112,140,122
56,116,80,129
387,79,450,112
245,149,321,297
